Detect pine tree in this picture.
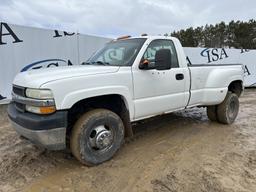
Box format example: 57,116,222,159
170,20,256,49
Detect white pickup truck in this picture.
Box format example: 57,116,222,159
8,36,244,165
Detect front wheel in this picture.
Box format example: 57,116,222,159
70,109,124,166
217,92,239,124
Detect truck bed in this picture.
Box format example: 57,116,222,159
187,64,244,107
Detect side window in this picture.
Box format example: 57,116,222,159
142,40,179,68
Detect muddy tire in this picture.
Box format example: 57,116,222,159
217,92,239,124
207,106,217,121
70,109,124,166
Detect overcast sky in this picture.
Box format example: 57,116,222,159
0,0,255,37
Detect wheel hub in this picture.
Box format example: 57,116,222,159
89,125,113,150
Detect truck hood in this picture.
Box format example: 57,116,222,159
13,65,120,88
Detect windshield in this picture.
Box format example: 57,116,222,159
86,38,146,66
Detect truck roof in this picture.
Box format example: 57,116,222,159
116,35,177,41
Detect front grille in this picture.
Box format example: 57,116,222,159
13,85,26,112
13,85,26,97
15,102,25,112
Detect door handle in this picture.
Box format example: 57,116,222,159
176,73,184,80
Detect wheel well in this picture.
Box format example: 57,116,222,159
228,80,243,97
66,94,133,141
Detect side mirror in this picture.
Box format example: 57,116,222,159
155,49,172,70
139,59,150,70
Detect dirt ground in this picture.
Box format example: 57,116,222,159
0,89,255,192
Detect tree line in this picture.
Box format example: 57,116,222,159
169,20,256,49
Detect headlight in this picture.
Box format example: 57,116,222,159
25,105,56,114
25,88,54,99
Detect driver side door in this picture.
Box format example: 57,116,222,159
132,39,187,120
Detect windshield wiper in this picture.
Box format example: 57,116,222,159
83,62,92,65
95,61,110,66
83,61,110,66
